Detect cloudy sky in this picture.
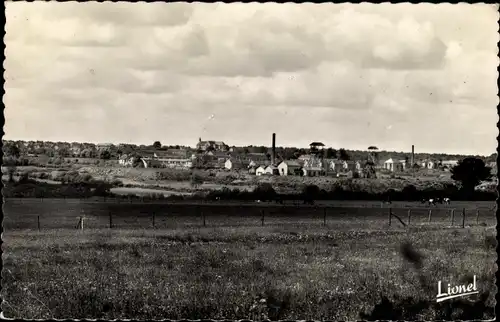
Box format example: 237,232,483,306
4,2,499,155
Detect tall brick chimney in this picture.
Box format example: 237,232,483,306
411,145,415,167
272,133,276,165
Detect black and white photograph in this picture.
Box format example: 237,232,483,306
2,1,498,320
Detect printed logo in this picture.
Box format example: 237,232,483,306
436,275,478,303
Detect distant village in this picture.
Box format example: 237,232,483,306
3,134,497,177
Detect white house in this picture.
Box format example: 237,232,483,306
302,166,323,177
255,166,266,176
441,160,459,170
298,154,322,168
343,160,362,172
328,159,345,173
421,160,435,169
157,158,193,169
224,158,245,170
384,158,405,172
118,154,134,167
265,165,279,175
277,160,302,176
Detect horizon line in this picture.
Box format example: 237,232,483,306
1,137,494,157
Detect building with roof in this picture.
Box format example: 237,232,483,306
255,166,267,176
224,158,247,170
265,165,280,175
302,166,324,177
277,160,302,176
421,160,436,169
440,160,459,170
384,158,405,172
196,138,229,152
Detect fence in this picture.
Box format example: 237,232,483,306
388,207,489,229
8,202,496,231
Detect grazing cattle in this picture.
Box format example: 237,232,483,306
428,199,437,206
255,200,261,203
443,197,450,205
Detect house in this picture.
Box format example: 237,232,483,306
343,160,361,172
118,154,134,167
302,166,323,177
277,160,302,176
248,166,257,175
225,158,246,170
384,158,405,172
157,158,193,169
255,166,267,176
166,148,191,159
97,143,113,151
328,159,345,173
298,154,322,168
399,160,407,170
421,160,435,169
196,138,229,152
440,160,459,170
265,165,280,175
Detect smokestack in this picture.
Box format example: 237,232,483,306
411,145,415,166
272,133,276,165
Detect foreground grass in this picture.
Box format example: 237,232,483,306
2,225,497,320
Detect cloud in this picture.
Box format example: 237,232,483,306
4,2,499,155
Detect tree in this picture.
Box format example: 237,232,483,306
302,184,320,204
190,173,204,188
253,183,277,201
4,143,20,159
93,182,112,197
451,157,492,193
367,146,379,164
153,141,162,149
325,148,337,159
99,150,111,160
7,165,16,183
339,148,350,161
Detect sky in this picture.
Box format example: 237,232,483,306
4,2,499,155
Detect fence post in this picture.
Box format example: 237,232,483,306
323,208,327,226
81,216,84,231
462,208,466,228
109,212,112,229
37,215,40,231
388,208,392,226
152,212,155,229
451,209,455,226
476,209,479,225
261,210,265,226
202,211,206,227
407,209,412,227
428,209,432,223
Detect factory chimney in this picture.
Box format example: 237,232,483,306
272,133,276,165
411,145,415,167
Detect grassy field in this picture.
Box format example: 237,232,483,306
2,199,497,319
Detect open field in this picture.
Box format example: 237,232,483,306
3,199,496,230
2,222,497,319
3,164,467,196
2,199,497,319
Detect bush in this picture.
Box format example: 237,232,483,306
253,183,277,201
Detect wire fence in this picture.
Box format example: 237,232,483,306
3,198,496,231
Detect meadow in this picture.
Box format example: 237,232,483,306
1,199,497,320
